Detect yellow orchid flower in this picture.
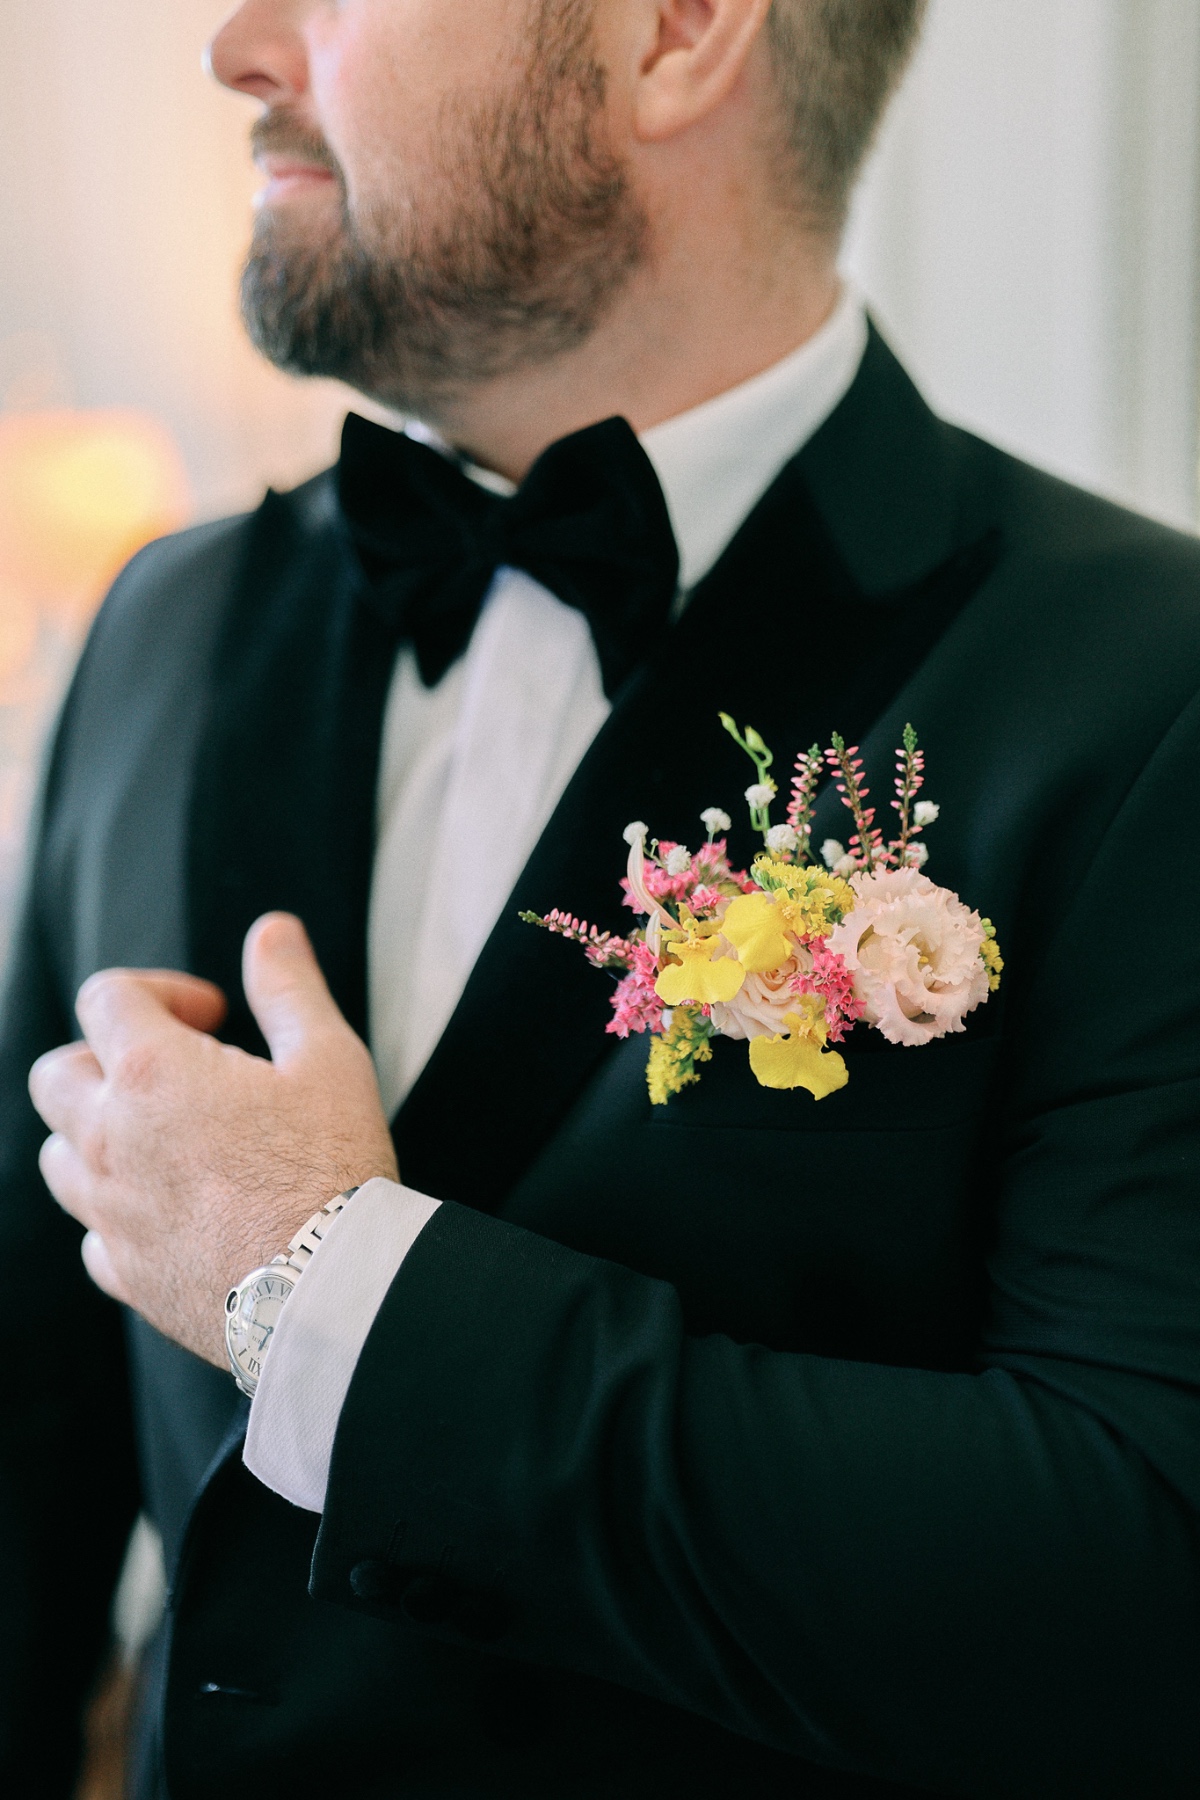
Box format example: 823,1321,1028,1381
655,911,746,1007
747,1004,849,1100
720,890,793,974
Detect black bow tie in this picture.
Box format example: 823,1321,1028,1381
336,411,680,697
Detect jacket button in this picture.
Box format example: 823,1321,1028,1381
454,1590,514,1642
400,1573,458,1625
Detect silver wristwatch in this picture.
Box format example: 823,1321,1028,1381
224,1188,360,1397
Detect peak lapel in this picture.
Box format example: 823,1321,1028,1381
394,330,1004,1208
187,481,394,1052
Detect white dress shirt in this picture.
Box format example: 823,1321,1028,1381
244,286,868,1512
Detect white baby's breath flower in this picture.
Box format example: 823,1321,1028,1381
765,823,799,854
700,806,732,835
906,841,930,868
914,801,940,828
665,845,692,876
623,820,648,847
745,782,776,810
821,838,846,870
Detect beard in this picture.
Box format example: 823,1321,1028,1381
240,0,647,417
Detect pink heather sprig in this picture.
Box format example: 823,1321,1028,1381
785,744,822,862
790,942,866,1044
606,942,665,1038
520,908,636,971
826,734,886,872
889,722,926,866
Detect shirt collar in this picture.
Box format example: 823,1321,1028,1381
412,283,868,594
640,284,868,591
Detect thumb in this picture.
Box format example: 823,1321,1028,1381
242,913,346,1067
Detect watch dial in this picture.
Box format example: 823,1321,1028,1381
228,1271,294,1386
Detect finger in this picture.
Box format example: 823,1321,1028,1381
76,969,227,1060
29,1041,104,1139
74,971,220,1079
130,972,227,1034
39,1132,97,1224
242,913,347,1067
81,1231,130,1305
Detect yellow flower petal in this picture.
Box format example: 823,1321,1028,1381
748,1012,849,1100
721,891,793,974
655,940,746,1007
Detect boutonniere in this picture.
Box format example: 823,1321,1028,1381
523,716,1002,1105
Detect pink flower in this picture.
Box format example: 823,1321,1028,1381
826,867,989,1047
790,942,865,1043
620,836,755,917
689,885,724,917
606,942,665,1038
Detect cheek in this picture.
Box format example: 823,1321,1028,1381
306,0,524,214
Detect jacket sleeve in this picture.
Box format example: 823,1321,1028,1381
0,744,140,1792
311,695,1200,1800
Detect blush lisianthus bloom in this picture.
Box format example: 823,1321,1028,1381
826,867,990,1047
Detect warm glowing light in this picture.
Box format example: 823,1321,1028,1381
0,409,190,626
0,580,38,688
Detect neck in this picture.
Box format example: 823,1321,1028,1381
386,225,841,484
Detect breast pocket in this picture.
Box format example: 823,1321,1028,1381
505,1026,1003,1365
650,1023,1001,1136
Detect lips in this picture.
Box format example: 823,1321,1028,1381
253,158,338,208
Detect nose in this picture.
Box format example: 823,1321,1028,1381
205,0,310,105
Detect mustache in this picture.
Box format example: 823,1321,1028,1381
250,112,343,180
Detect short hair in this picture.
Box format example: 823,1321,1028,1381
766,0,928,230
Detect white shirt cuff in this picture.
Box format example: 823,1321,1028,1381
243,1177,441,1512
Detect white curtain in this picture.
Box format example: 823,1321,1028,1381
845,0,1200,530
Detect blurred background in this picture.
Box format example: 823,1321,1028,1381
2,0,1199,972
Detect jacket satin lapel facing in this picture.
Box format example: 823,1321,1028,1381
186,480,394,1054
394,330,1004,1208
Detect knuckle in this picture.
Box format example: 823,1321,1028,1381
77,969,126,1015
111,1040,161,1095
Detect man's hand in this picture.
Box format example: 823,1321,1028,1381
28,913,399,1368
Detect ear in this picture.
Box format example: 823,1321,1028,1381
633,0,773,143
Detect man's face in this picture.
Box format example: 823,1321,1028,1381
210,0,647,418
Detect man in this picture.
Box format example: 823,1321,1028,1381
2,0,1199,1793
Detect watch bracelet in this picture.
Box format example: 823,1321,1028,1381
275,1186,362,1276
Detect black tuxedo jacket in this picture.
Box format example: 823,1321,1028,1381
2,331,1199,1799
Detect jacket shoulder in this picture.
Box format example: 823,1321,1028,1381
85,468,341,666
964,430,1200,599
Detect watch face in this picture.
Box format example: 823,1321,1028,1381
225,1267,296,1390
